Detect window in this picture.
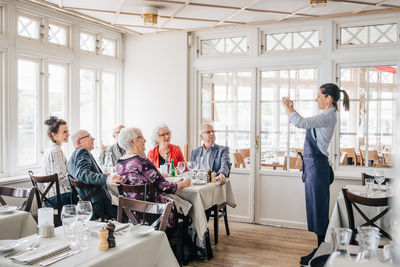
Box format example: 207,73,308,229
18,59,40,167
80,32,96,52
48,23,67,46
200,72,252,168
340,23,398,46
80,69,96,135
48,63,68,118
101,72,117,145
339,66,396,168
200,36,248,56
265,30,320,51
101,38,116,57
260,68,318,171
18,14,40,39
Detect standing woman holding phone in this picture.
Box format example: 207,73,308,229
281,83,349,266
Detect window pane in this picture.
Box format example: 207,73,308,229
201,71,251,169
101,72,116,145
80,32,96,52
48,64,67,118
80,69,95,134
101,38,116,57
18,59,39,166
200,36,248,56
266,30,320,51
340,23,398,46
18,15,39,39
48,24,67,46
339,66,396,168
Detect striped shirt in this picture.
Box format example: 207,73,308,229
289,107,337,158
42,142,69,195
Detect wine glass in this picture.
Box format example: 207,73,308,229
77,201,93,224
61,204,77,246
374,170,385,192
177,162,186,176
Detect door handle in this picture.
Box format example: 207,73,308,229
255,135,260,150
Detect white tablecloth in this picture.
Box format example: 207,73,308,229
0,227,179,267
175,179,236,242
325,185,394,242
0,211,37,240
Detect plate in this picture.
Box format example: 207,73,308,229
88,222,107,236
0,240,21,252
192,180,207,185
130,225,154,236
0,206,18,214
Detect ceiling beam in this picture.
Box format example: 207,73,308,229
276,4,310,21
62,6,246,25
329,0,399,8
115,24,181,31
352,0,393,14
157,0,191,30
144,0,317,17
111,0,127,25
216,0,259,26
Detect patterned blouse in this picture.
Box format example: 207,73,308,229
42,141,69,195
116,155,178,228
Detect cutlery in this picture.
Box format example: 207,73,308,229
39,250,80,266
6,240,40,258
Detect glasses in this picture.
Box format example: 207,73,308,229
159,132,171,137
78,134,91,141
201,130,215,135
137,135,144,140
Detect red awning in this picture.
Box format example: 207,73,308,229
373,66,397,74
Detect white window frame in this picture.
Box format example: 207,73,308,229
47,19,70,48
80,29,98,54
16,11,42,42
100,34,118,58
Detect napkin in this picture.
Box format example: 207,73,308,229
11,243,70,265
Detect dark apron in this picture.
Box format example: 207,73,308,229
300,128,330,235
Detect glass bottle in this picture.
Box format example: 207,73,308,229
355,227,380,263
104,152,113,173
170,159,175,177
326,228,352,266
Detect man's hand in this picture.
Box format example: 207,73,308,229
282,97,293,108
217,173,226,185
100,142,109,153
107,174,122,186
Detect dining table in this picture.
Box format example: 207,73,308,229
0,225,179,267
0,210,37,240
325,184,394,243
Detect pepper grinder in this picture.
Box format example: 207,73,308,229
107,220,116,248
98,227,109,251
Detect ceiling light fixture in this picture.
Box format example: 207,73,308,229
142,7,158,27
310,0,327,8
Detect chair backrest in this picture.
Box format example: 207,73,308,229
360,149,379,162
383,153,392,166
0,186,36,212
233,153,246,168
238,148,250,159
117,196,172,232
118,183,155,202
28,171,61,215
283,157,300,170
68,175,106,221
340,148,357,165
342,188,392,243
361,172,391,186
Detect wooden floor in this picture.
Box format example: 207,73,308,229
187,221,316,267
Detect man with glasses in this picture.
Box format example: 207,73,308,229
190,123,231,185
67,129,122,219
99,125,126,166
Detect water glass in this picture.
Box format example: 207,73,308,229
374,170,385,191
177,161,186,176
77,201,93,224
326,228,352,266
76,225,90,251
356,226,380,263
365,178,374,194
61,205,77,246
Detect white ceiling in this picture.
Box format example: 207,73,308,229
30,0,400,35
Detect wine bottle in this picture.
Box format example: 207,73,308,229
170,159,175,177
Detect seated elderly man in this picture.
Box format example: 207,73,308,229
99,125,125,166
190,123,231,185
67,129,122,219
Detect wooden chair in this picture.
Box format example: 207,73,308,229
0,186,35,212
28,171,63,227
383,153,392,167
238,148,250,159
360,149,380,167
342,188,392,244
208,163,232,244
233,153,246,168
117,183,155,202
117,196,172,232
361,173,392,186
282,157,301,171
340,148,357,166
68,175,107,221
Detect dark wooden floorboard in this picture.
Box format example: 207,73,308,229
186,221,316,267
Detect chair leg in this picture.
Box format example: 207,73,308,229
223,206,230,236
213,205,218,244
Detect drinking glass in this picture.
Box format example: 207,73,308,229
76,224,90,251
61,205,77,246
77,201,93,224
365,178,374,194
326,228,352,266
374,170,385,191
177,162,186,176
356,226,380,263
104,152,114,173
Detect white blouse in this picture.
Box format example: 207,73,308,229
42,141,69,194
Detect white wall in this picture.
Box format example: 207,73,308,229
123,32,188,154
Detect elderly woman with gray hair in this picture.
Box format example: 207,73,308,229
147,124,185,168
115,127,190,229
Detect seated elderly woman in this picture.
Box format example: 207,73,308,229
147,124,185,168
116,127,191,229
